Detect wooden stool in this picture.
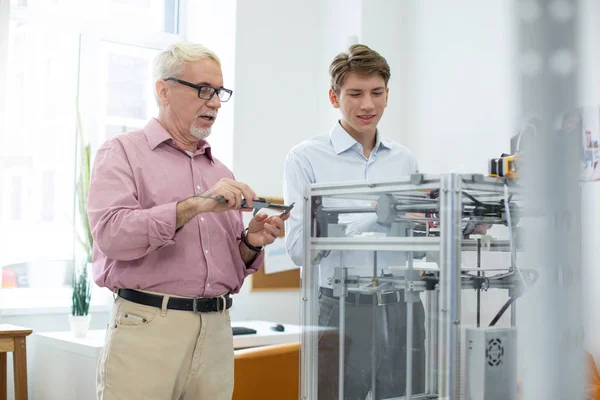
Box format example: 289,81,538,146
0,325,32,400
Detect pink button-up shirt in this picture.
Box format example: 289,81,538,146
88,118,264,297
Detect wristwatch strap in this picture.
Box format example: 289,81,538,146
241,228,263,253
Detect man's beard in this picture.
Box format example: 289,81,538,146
190,123,211,140
189,112,216,140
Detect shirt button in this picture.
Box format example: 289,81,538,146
200,217,205,221
205,249,209,254
196,185,201,190
207,283,211,288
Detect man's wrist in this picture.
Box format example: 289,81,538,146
176,196,205,229
191,195,210,214
241,228,263,253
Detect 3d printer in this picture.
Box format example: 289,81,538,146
300,173,536,400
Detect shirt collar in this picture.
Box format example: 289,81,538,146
376,134,392,152
329,120,391,155
144,118,214,163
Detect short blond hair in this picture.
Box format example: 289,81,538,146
329,44,391,94
153,42,221,103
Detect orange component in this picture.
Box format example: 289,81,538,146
588,352,600,400
516,353,600,400
489,154,519,180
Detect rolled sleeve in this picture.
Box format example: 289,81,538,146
148,202,177,248
244,250,266,276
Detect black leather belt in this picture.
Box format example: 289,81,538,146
117,289,232,313
319,287,404,306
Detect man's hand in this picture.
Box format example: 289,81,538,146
196,178,257,213
245,213,290,248
176,179,257,229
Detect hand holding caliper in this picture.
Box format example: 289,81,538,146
191,178,294,216
195,194,294,216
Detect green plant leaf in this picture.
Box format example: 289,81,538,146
73,101,94,308
72,262,92,316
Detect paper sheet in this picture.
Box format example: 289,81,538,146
263,237,298,274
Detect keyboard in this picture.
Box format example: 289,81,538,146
232,326,257,335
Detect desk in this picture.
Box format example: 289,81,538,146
33,320,301,400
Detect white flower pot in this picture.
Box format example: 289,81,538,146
69,314,92,338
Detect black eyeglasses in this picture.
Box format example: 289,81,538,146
165,78,233,102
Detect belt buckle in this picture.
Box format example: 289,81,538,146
192,295,227,313
192,297,202,314
215,295,229,313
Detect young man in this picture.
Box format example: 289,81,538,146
284,44,426,399
89,42,286,400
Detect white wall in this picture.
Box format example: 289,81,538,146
400,0,517,174
233,0,324,196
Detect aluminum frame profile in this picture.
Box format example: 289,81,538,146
300,173,523,400
437,174,463,399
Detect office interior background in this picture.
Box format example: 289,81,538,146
1,0,600,398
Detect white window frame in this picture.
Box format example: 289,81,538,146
78,33,176,153
0,1,9,140
0,0,189,315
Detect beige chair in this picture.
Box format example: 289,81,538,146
233,342,300,400
0,324,32,400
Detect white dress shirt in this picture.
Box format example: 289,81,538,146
283,121,419,287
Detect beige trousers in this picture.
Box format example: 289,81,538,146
96,294,234,400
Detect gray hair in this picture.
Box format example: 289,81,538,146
153,42,221,105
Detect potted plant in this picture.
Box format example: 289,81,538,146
69,104,93,337
70,259,92,337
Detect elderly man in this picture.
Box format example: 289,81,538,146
89,42,286,400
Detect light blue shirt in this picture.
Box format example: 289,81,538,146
283,121,419,287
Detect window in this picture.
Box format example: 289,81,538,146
8,0,180,35
0,0,186,309
78,39,161,147
1,18,79,277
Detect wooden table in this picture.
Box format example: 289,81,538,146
0,324,33,400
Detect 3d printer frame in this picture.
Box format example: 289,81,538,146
300,173,536,400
